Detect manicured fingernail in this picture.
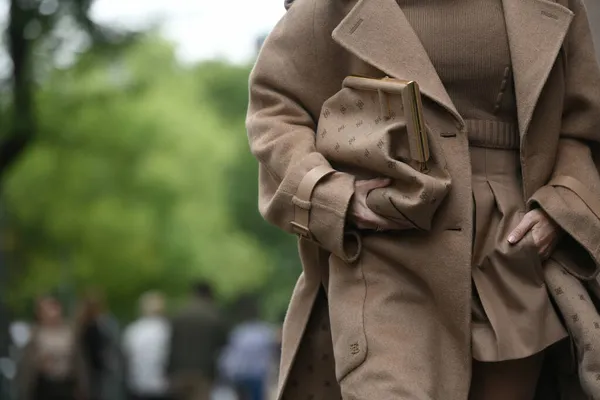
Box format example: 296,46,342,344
507,235,516,243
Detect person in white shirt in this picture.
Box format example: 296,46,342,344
122,291,171,400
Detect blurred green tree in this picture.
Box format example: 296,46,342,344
1,0,135,179
4,38,273,317
0,0,300,321
195,61,301,321
0,0,135,356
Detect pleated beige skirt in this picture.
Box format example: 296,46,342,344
468,120,568,362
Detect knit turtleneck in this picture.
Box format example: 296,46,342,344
401,0,519,129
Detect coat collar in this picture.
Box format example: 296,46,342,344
501,0,573,137
332,0,573,137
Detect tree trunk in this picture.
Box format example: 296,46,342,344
0,0,35,180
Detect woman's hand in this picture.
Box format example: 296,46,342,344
348,178,406,231
508,209,564,260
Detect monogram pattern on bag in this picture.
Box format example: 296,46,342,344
572,314,580,323
314,82,451,234
317,90,404,168
546,261,600,397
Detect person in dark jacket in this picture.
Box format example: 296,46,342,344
77,291,124,400
167,282,228,400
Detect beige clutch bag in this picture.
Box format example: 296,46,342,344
315,76,451,231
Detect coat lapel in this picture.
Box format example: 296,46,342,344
333,0,574,138
331,0,462,124
502,0,573,138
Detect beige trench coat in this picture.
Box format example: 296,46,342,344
246,0,600,398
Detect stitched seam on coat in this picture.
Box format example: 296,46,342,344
255,151,283,182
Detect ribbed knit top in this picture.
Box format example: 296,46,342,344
402,0,520,148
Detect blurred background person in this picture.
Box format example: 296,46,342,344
167,282,228,400
77,291,124,400
0,1,594,399
218,295,278,400
16,295,88,400
122,291,171,400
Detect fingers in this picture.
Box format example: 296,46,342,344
531,216,562,259
539,244,553,260
350,178,400,231
352,207,395,230
508,209,563,261
355,178,391,193
508,210,540,244
537,235,557,260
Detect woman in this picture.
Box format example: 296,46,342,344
17,296,88,400
246,0,600,399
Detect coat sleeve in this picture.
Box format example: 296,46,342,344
246,0,361,263
527,0,600,279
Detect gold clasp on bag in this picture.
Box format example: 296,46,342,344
401,81,430,173
343,76,431,173
377,89,392,120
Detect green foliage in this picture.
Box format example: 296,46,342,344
195,62,252,121
195,61,302,322
4,37,275,317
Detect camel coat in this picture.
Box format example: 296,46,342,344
246,0,600,398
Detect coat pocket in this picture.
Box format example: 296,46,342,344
327,252,368,382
